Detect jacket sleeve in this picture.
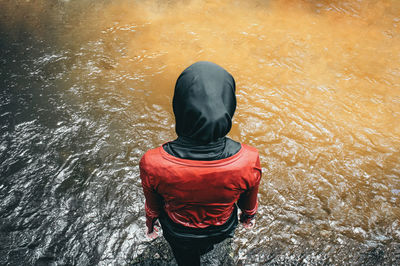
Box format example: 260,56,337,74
139,156,163,221
237,156,262,216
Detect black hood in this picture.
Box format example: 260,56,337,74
173,61,236,143
163,61,241,161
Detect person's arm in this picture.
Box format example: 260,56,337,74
237,157,262,228
143,186,163,236
140,158,163,238
237,181,259,227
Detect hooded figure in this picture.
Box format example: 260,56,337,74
140,62,261,265
164,61,241,160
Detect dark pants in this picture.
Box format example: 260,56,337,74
163,230,216,265
159,207,238,266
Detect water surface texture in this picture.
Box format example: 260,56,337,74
1,0,400,265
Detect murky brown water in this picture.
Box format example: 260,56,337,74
1,0,399,265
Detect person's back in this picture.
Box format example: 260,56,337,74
140,61,262,265
140,143,260,228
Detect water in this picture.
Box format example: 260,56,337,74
1,0,399,265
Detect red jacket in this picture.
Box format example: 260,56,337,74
140,144,262,228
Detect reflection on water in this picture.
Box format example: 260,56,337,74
1,0,399,264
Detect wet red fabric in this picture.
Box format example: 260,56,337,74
140,144,262,228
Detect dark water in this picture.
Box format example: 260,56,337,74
1,0,400,265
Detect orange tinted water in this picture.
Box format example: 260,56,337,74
1,0,399,264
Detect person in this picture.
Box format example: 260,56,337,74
139,61,262,265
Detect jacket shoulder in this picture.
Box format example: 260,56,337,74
140,147,163,168
241,144,260,157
